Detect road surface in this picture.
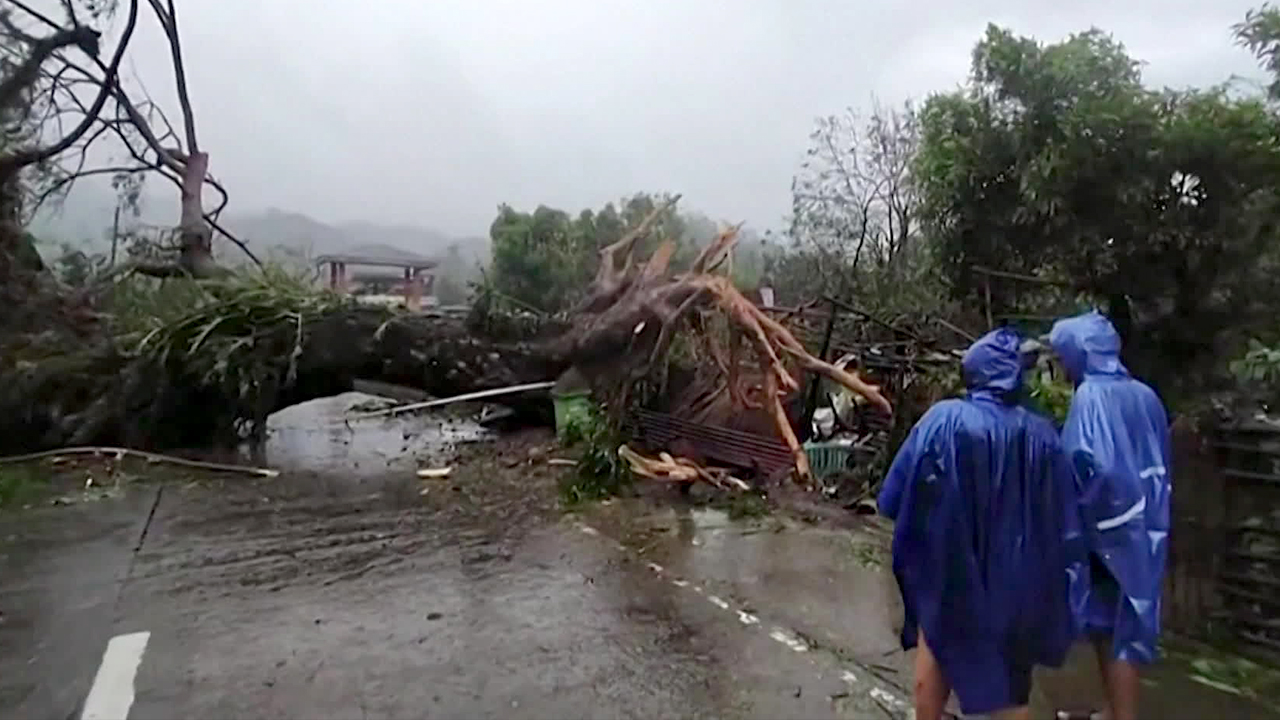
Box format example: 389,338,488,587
0,396,908,720
4,394,1273,720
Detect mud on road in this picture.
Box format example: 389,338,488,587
0,394,907,720
2,392,1277,719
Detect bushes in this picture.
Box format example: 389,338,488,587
558,405,631,505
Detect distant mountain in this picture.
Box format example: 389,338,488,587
25,179,492,277
220,208,490,274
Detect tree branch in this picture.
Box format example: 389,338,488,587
8,0,63,32
31,163,147,213
0,20,98,113
207,215,262,267
0,0,138,180
6,0,258,270
146,0,197,153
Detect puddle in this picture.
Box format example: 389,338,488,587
580,498,906,669
246,392,493,478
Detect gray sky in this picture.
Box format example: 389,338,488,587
100,0,1269,237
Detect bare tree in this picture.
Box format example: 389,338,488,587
0,0,259,276
788,99,920,296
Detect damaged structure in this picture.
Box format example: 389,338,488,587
550,198,897,486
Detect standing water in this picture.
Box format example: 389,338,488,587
247,392,492,479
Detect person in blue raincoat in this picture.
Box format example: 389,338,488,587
1049,311,1171,720
879,327,1087,720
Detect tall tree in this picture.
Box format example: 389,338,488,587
0,0,254,277
783,100,928,308
916,22,1280,399
486,192,688,314
791,100,920,276
1235,4,1280,99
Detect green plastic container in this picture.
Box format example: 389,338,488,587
552,390,594,442
803,441,857,480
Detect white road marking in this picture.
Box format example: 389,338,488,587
869,686,908,708
81,631,150,720
769,627,809,653
576,520,910,708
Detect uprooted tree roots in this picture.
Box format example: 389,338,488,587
556,198,894,482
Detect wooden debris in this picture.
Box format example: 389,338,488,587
618,444,750,491
345,381,556,421
0,446,280,478
416,467,454,479
565,214,893,484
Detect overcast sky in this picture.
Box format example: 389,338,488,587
82,0,1271,236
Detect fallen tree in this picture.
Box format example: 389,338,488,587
0,272,566,453
0,201,892,483
0,4,891,482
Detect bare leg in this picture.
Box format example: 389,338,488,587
1091,637,1115,719
1091,636,1139,720
914,630,951,720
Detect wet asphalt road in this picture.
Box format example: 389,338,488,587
0,396,908,720
1,484,902,720
5,395,1271,720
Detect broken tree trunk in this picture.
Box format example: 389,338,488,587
176,150,217,277
0,199,890,485
0,306,569,455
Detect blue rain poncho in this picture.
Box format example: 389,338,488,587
1049,311,1171,665
878,328,1087,715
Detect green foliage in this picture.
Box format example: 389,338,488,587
558,405,631,505
1235,4,1280,100
488,192,687,313
1176,647,1280,707
114,266,349,435
0,465,46,509
106,273,209,335
915,20,1280,404
1025,366,1074,426
485,193,765,314
1229,338,1280,410
466,276,562,341
556,397,597,446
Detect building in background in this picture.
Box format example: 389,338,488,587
316,244,438,311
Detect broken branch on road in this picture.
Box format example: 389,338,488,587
0,445,278,477
619,444,750,492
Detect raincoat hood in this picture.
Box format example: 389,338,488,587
962,327,1024,401
877,325,1086,714
1048,311,1129,384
